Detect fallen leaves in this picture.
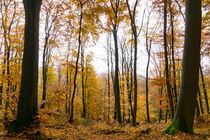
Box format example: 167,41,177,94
0,112,209,140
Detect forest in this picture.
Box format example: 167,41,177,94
0,0,209,139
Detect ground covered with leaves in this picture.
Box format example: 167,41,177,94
0,112,209,140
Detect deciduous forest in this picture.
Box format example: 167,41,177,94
0,0,209,139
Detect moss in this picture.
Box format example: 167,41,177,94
168,125,179,135
162,122,179,135
162,122,172,134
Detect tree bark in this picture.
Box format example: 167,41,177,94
113,25,122,123
145,10,152,123
195,98,200,117
8,0,42,133
199,65,209,114
169,0,178,108
126,0,140,126
159,86,163,123
197,86,204,114
106,35,111,122
69,2,83,123
81,47,86,118
163,0,174,118
163,0,201,134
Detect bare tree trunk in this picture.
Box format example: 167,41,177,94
65,53,69,113
8,0,42,133
169,0,178,108
197,86,204,114
81,47,86,118
113,25,122,123
165,109,168,123
41,46,47,109
69,2,83,123
145,10,152,123
107,35,111,122
163,0,174,118
159,86,163,123
68,71,72,114
195,98,200,117
163,0,201,134
199,65,209,114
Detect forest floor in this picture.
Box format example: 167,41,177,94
0,111,209,140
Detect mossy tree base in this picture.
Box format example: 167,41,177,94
162,122,179,135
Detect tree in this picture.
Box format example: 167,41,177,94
163,0,201,134
144,9,159,123
163,0,174,118
126,0,143,126
199,64,209,114
168,0,178,107
8,0,42,133
107,0,122,124
40,0,62,109
69,0,83,123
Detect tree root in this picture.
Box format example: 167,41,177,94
162,122,179,135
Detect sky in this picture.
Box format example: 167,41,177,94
87,0,156,76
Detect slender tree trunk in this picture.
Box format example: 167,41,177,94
113,25,121,124
165,109,168,123
145,11,152,123
159,86,163,123
126,0,140,126
84,59,88,116
41,46,47,109
81,48,86,118
41,10,55,109
195,98,200,117
129,43,134,124
107,37,111,122
163,0,174,118
65,56,69,113
197,86,204,114
199,65,209,114
163,0,201,134
69,2,83,123
121,45,126,122
110,44,117,121
68,71,72,114
169,0,178,108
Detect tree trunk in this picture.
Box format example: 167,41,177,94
197,86,204,114
163,0,174,118
163,0,201,134
41,46,47,109
195,98,200,117
169,0,178,108
68,71,72,114
145,11,152,123
165,109,168,123
81,48,86,118
69,2,83,123
107,36,111,122
8,0,42,133
113,25,122,124
159,86,163,123
199,65,209,114
66,55,69,113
